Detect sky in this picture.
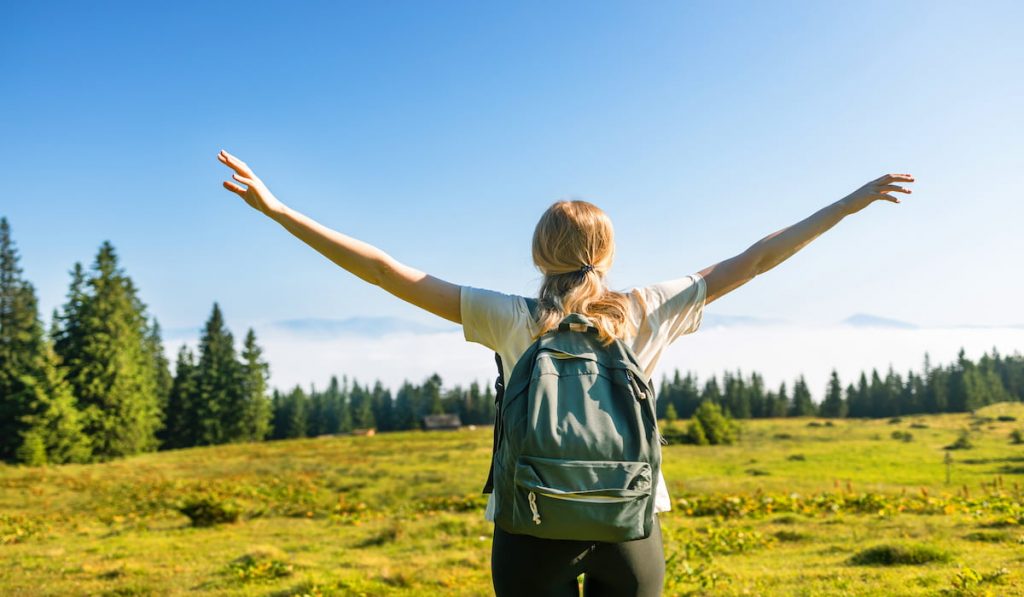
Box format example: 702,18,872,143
2,1,1022,396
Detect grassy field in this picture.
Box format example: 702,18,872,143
2,404,1024,596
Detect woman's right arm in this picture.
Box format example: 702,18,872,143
217,149,462,325
697,173,915,306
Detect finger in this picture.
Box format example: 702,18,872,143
876,184,912,194
222,181,246,196
232,173,256,186
218,150,254,176
879,173,915,184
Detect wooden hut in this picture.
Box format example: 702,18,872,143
422,414,462,431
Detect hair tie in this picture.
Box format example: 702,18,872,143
579,263,595,275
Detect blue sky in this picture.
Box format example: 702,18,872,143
2,1,1022,359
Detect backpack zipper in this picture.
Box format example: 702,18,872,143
628,371,668,445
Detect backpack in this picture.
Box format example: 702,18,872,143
481,298,665,542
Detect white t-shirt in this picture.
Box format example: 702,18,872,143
460,272,707,522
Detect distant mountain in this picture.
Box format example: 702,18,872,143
266,317,458,337
840,313,917,329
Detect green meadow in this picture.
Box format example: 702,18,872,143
3,404,1024,596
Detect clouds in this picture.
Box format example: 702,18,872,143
165,319,1024,403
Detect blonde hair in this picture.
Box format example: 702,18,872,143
531,200,640,346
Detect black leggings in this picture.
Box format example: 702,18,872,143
491,515,665,596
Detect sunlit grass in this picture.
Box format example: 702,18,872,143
1,403,1023,595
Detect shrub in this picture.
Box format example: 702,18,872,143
660,424,691,445
996,415,1017,422
888,417,903,424
177,493,242,527
849,542,952,566
685,419,709,445
774,530,810,542
945,430,974,450
786,454,806,461
891,430,914,442
910,422,929,429
1010,429,1024,445
692,401,737,445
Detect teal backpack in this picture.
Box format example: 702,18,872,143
482,298,665,542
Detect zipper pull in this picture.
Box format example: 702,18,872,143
528,491,542,525
626,371,646,400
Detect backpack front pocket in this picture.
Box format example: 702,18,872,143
512,455,652,542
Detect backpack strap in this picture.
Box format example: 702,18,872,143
482,297,540,494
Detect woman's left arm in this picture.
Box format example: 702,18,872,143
698,173,915,305
217,150,462,324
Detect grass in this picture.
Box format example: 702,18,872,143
0,403,1023,595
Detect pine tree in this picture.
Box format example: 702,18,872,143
819,369,847,418
424,373,444,416
18,343,93,464
160,345,199,449
748,371,766,418
789,375,816,417
51,263,87,381
52,242,162,460
394,380,418,430
370,381,393,431
1,218,90,463
239,328,272,442
771,382,790,418
193,303,242,445
701,376,722,409
146,318,172,435
270,386,305,440
349,379,375,429
335,378,356,434
884,365,903,416
848,373,870,417
844,383,858,416
947,348,969,412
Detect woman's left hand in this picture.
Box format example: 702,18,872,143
839,173,915,214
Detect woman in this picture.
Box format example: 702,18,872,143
217,149,913,595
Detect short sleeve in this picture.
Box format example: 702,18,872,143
634,273,707,345
460,285,525,351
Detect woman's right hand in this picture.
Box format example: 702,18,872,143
839,173,915,214
217,149,288,217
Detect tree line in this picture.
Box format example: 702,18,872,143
3,216,1023,465
656,348,1023,421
